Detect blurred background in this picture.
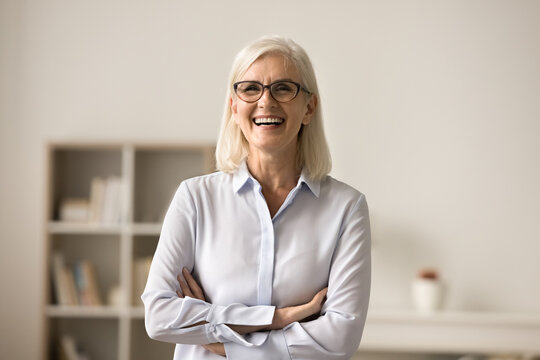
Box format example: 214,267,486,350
1,0,539,359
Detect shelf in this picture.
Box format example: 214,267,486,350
360,309,540,355
45,305,122,318
131,223,162,235
48,221,123,234
47,221,163,235
129,307,145,319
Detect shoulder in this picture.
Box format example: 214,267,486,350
183,171,230,186
181,171,231,189
177,171,233,198
316,175,369,217
320,176,366,203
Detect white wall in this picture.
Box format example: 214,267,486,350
1,0,539,358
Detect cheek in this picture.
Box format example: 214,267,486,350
235,103,255,122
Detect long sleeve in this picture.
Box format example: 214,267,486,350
141,182,276,346
224,194,371,359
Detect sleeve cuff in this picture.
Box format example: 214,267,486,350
205,323,270,346
204,304,274,346
207,303,275,326
224,330,290,360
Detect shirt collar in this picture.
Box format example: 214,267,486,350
232,160,320,198
298,168,320,198
232,160,252,193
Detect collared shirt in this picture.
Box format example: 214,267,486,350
142,162,371,359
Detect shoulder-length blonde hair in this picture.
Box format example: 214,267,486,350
215,35,332,181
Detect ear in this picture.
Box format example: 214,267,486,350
230,96,239,124
302,94,318,125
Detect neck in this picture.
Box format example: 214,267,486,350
246,148,300,192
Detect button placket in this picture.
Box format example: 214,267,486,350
254,184,275,305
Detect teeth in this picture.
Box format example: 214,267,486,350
253,117,284,125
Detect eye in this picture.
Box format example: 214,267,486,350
238,82,262,94
272,82,296,94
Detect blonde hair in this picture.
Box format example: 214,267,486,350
215,35,332,181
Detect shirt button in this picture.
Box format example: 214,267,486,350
209,324,215,332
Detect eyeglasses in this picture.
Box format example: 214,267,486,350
233,80,312,103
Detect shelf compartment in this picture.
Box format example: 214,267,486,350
48,318,119,360
49,234,120,306
130,319,175,360
50,147,123,222
132,235,159,306
133,147,213,223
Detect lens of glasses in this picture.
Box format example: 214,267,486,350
234,81,301,103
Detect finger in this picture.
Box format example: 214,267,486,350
178,274,194,298
182,268,205,300
176,276,184,298
313,287,328,303
310,287,328,311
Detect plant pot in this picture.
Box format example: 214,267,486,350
412,278,443,313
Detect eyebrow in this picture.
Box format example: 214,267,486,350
241,78,298,84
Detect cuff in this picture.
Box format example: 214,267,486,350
205,323,270,346
224,330,290,360
207,303,275,326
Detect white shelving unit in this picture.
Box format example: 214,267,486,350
43,142,215,360
360,309,540,357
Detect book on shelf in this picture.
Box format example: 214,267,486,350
58,175,123,224
88,177,105,223
64,267,80,305
59,199,90,222
73,260,103,306
59,335,78,360
132,256,152,306
59,335,90,360
51,253,102,306
90,176,122,223
51,252,71,305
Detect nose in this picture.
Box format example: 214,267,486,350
258,86,277,107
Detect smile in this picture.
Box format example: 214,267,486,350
252,117,285,126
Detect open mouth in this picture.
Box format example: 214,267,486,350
252,117,285,126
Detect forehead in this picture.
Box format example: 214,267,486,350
241,53,300,81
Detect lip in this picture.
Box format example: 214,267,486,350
252,115,285,126
252,115,285,120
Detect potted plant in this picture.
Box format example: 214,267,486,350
412,268,443,313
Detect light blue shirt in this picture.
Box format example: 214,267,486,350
142,162,371,359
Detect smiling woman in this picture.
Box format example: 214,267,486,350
142,35,371,360
230,53,317,177
216,36,331,181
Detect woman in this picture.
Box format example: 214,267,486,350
142,35,371,359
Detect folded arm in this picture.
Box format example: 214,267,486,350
142,182,328,350
142,182,277,346
176,267,328,356
224,194,371,360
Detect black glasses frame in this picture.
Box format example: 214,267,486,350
233,80,312,103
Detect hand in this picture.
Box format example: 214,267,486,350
228,287,328,334
202,342,226,357
271,287,328,329
176,268,226,357
177,267,205,301
176,268,328,343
